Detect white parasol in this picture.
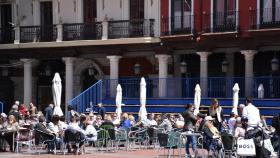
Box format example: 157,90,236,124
258,84,264,99
115,84,123,119
232,83,240,115
194,84,201,116
139,77,147,120
52,73,63,116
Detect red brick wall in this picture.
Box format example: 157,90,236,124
119,57,155,76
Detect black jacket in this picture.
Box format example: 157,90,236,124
181,110,197,131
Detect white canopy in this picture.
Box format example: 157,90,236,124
232,83,240,115
52,73,63,116
115,84,123,119
139,77,147,120
194,84,201,116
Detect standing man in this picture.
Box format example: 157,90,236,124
182,103,197,158
44,104,54,123
97,103,106,120
242,97,261,129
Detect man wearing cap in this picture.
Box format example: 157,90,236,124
242,97,261,129
182,103,197,158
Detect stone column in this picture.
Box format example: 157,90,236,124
107,56,122,97
63,57,75,107
197,52,211,98
155,54,170,97
102,16,109,40
14,26,20,44
21,59,33,108
241,50,257,97
173,55,182,97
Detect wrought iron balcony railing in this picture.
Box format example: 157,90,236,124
250,8,280,29
108,19,154,39
20,25,57,43
0,27,14,44
63,22,102,41
202,11,237,33
161,15,193,36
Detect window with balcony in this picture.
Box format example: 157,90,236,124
212,0,236,32
260,0,280,28
171,0,192,34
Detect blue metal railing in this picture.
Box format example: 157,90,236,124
68,80,102,113
103,76,280,99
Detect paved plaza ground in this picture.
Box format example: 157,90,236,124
0,148,181,158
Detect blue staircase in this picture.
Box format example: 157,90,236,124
68,80,102,112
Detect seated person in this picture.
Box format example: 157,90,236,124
84,123,97,142
120,113,132,129
100,114,114,129
34,115,56,153
0,115,19,152
234,117,246,138
203,116,224,157
158,114,172,132
65,116,85,155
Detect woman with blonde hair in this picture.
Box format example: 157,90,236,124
1,115,19,151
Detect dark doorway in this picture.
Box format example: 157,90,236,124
129,0,145,37
0,4,13,43
40,1,54,41
0,77,14,113
84,0,97,23
82,69,98,91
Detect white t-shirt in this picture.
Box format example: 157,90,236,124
242,103,261,127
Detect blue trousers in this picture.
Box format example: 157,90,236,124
185,135,197,155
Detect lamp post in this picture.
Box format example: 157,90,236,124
222,59,229,97
134,63,141,76
270,55,279,98
180,60,187,97
271,56,279,73
180,61,187,74
222,60,229,74
88,67,94,76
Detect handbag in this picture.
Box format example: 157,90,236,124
237,138,256,156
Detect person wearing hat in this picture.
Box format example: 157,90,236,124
203,115,223,156
181,103,197,158
97,103,106,120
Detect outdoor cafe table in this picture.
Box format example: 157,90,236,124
0,129,17,152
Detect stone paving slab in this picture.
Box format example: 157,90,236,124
0,148,165,158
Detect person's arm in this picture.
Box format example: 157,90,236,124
242,107,248,119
